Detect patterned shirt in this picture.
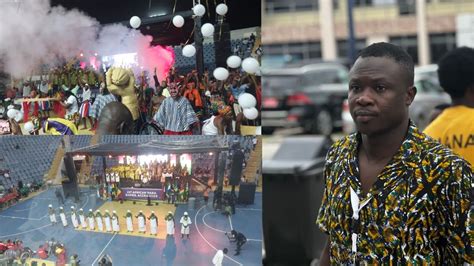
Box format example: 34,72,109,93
90,94,117,119
153,96,198,132
317,122,473,265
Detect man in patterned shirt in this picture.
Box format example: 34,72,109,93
153,79,199,135
318,42,473,265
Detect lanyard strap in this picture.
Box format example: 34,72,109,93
349,186,372,262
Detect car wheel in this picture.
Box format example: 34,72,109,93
312,110,333,135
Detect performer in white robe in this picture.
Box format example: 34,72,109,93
59,207,68,227
78,208,87,229
180,212,192,239
48,205,57,224
148,211,158,235
87,209,95,230
165,211,175,235
136,210,146,233
104,210,112,232
112,211,120,232
95,211,104,231
125,210,133,232
70,206,79,228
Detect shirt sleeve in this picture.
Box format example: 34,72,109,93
316,145,337,235
154,101,166,128
440,159,473,263
184,99,198,126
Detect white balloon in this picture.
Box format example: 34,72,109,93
182,45,196,57
243,107,259,120
238,93,257,109
7,105,14,110
172,15,185,28
24,121,34,133
242,57,260,74
213,67,229,81
216,3,228,16
7,109,17,119
193,4,206,17
130,16,141,29
14,111,23,122
226,55,242,68
201,23,214,38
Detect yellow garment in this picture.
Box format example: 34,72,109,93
424,105,474,168
106,67,139,120
45,118,79,135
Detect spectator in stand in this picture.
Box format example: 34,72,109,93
154,78,199,135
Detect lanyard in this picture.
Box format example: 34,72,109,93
349,186,373,264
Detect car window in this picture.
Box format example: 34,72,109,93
262,75,301,96
301,68,348,87
417,79,444,94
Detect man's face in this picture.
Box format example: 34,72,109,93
169,83,179,98
348,56,415,136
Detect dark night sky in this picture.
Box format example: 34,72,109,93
51,0,261,30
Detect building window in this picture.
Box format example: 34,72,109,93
355,0,373,7
390,35,418,64
337,39,367,60
430,33,456,63
264,0,338,13
398,0,416,15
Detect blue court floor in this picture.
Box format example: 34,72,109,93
0,187,262,266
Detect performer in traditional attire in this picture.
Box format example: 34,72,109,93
70,206,79,228
136,210,146,233
104,210,112,232
148,211,158,236
59,207,68,227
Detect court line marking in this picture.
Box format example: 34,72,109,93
202,212,227,233
91,233,117,266
14,201,38,212
0,224,52,238
194,206,243,266
0,215,42,221
201,210,263,242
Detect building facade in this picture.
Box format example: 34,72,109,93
262,0,474,66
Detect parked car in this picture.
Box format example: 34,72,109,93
414,64,438,82
262,62,349,135
342,74,451,134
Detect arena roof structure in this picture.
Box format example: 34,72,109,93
67,137,229,156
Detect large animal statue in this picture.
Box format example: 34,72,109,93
106,67,139,120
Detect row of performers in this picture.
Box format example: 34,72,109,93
97,181,191,203
105,164,191,185
47,205,193,236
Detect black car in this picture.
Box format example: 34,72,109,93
262,62,349,135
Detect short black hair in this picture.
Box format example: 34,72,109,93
223,248,228,254
358,42,415,86
437,47,474,98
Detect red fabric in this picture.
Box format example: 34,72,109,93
163,129,192,135
33,102,39,117
37,248,48,259
56,249,66,266
22,98,30,122
256,85,261,111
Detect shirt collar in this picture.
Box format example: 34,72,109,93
345,121,422,193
